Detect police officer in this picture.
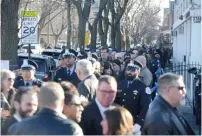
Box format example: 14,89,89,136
54,50,80,87
14,59,42,89
116,60,151,134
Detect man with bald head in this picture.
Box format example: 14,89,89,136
135,55,153,87
8,82,83,135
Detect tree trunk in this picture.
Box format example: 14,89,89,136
115,22,122,50
126,31,130,50
67,1,71,48
90,21,98,50
98,19,105,47
1,0,20,69
78,18,85,50
55,35,59,46
110,0,115,49
103,7,109,47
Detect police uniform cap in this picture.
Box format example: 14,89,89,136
133,60,143,69
21,59,38,70
69,49,78,57
63,49,75,58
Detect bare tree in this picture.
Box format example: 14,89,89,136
50,10,68,46
88,0,108,50
122,0,161,46
109,0,129,50
1,0,20,67
70,0,92,50
37,0,66,43
98,1,110,47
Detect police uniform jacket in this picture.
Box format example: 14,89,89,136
13,78,42,89
116,78,151,127
54,67,80,87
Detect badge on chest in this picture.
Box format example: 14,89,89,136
133,90,138,95
133,90,138,99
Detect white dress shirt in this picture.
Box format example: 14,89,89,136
95,98,110,119
13,114,22,122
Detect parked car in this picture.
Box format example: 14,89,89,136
18,53,56,81
21,44,43,54
18,48,27,54
41,49,62,59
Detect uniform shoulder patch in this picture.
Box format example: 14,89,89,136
145,87,151,94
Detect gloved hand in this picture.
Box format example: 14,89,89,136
133,123,141,133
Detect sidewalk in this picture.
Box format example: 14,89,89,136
178,105,200,135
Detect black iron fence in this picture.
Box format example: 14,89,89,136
164,62,201,102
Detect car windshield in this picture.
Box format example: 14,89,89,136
18,57,47,72
42,52,61,59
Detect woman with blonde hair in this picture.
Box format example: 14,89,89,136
100,106,134,135
1,69,16,124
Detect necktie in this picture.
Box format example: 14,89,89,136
127,81,132,88
26,82,30,86
67,69,71,76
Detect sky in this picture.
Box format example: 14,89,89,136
152,0,170,23
151,0,169,18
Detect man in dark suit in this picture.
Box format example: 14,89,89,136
8,82,83,135
54,50,80,87
76,59,98,101
142,73,195,135
80,75,117,135
14,59,42,89
1,87,38,135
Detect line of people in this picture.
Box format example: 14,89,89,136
1,45,194,135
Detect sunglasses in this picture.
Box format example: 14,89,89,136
170,86,185,90
170,86,186,94
126,66,139,72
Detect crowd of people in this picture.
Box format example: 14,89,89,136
1,45,195,135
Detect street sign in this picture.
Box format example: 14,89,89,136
21,11,38,44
